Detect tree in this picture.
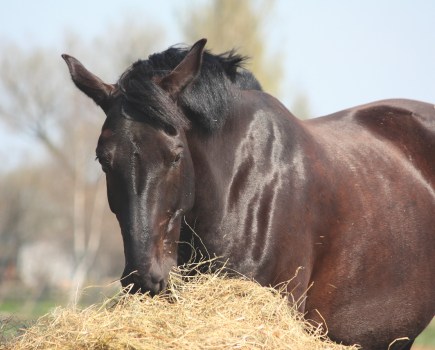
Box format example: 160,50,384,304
181,0,283,97
291,93,311,120
0,19,163,303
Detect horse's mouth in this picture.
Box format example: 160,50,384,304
121,270,168,296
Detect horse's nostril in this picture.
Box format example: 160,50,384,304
150,274,163,285
148,275,166,295
121,269,166,296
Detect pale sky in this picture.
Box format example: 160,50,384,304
1,0,435,169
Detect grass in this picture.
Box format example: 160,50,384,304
0,300,57,318
0,299,56,345
415,320,435,347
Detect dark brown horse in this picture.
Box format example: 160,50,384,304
63,39,435,349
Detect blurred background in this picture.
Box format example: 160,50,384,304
0,0,434,346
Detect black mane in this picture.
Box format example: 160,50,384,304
117,45,262,131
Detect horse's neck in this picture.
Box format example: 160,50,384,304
182,92,320,292
184,91,312,252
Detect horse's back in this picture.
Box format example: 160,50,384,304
309,98,435,145
307,99,435,186
302,99,435,348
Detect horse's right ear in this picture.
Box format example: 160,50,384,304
62,54,114,107
159,39,207,99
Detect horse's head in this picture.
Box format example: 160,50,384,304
62,40,207,295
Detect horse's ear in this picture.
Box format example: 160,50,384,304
159,39,207,99
62,54,114,107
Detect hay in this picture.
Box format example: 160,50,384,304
2,266,358,350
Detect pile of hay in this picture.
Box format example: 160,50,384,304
2,267,358,349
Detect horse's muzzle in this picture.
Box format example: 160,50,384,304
121,269,167,296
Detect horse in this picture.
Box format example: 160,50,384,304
62,39,435,349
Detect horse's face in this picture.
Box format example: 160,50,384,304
63,39,206,295
97,103,195,294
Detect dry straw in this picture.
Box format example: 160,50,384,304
2,264,359,349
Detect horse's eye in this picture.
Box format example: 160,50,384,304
96,156,111,173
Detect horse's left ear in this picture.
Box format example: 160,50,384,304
62,54,114,108
159,39,207,99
